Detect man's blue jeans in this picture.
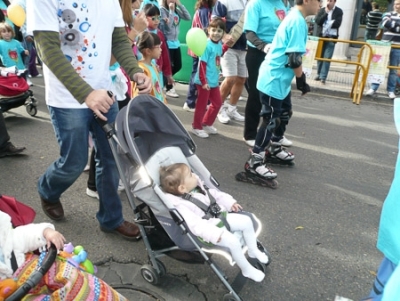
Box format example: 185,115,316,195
38,103,124,230
371,48,400,93
317,41,336,80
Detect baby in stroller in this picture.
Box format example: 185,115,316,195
159,163,269,282
0,210,127,300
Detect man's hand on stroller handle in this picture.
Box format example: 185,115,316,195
85,89,115,121
43,228,66,250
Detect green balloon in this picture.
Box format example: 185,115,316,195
186,28,207,57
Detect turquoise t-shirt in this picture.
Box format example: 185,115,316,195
244,0,289,47
256,8,307,100
0,39,26,70
377,98,400,265
194,39,222,88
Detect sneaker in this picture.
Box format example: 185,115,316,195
0,142,25,158
166,88,179,98
243,138,255,147
191,128,209,138
247,152,277,179
217,107,230,124
27,78,33,86
226,105,245,121
365,89,375,96
86,188,99,199
388,91,396,99
278,136,293,147
118,179,125,192
203,125,218,134
183,102,195,113
34,73,43,78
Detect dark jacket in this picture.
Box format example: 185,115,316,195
314,6,343,38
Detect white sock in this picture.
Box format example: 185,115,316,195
242,265,265,282
248,249,269,264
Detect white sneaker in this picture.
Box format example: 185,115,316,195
217,107,230,124
191,128,209,138
34,73,43,78
203,125,218,134
226,105,245,122
243,138,255,147
183,102,195,113
166,88,179,98
278,136,293,147
365,89,375,96
388,91,396,99
86,188,99,199
27,78,33,86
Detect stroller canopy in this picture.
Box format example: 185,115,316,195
115,95,196,164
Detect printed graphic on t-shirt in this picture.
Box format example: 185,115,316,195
8,49,17,61
173,14,179,26
58,3,97,76
275,8,285,21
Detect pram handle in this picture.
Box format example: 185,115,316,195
6,244,58,301
93,91,115,139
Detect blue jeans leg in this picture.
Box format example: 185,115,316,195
387,49,400,93
38,104,123,230
319,41,335,80
186,57,199,108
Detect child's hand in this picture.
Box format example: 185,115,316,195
231,203,242,212
43,228,66,250
202,84,210,90
24,50,29,56
169,2,175,11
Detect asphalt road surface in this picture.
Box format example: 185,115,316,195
1,77,396,301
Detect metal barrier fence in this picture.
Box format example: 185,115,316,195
315,38,373,105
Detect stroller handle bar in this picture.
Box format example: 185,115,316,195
6,244,58,301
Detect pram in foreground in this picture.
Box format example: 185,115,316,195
101,95,271,301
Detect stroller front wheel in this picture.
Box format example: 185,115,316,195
140,264,160,285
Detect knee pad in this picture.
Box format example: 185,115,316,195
266,117,281,132
280,110,293,125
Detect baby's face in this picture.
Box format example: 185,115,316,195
181,167,198,193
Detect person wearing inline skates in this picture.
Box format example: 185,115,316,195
237,0,317,188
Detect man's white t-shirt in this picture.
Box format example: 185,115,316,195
27,0,125,108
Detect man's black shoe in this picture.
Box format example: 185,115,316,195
0,142,25,158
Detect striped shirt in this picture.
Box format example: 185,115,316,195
366,9,383,30
382,11,400,44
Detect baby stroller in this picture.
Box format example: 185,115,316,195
100,95,271,301
0,69,38,117
0,194,57,301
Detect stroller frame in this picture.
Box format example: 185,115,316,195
0,90,38,116
99,95,271,301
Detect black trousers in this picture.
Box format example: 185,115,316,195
0,112,10,150
244,46,266,141
166,47,182,90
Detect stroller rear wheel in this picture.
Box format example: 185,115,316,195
26,104,37,116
